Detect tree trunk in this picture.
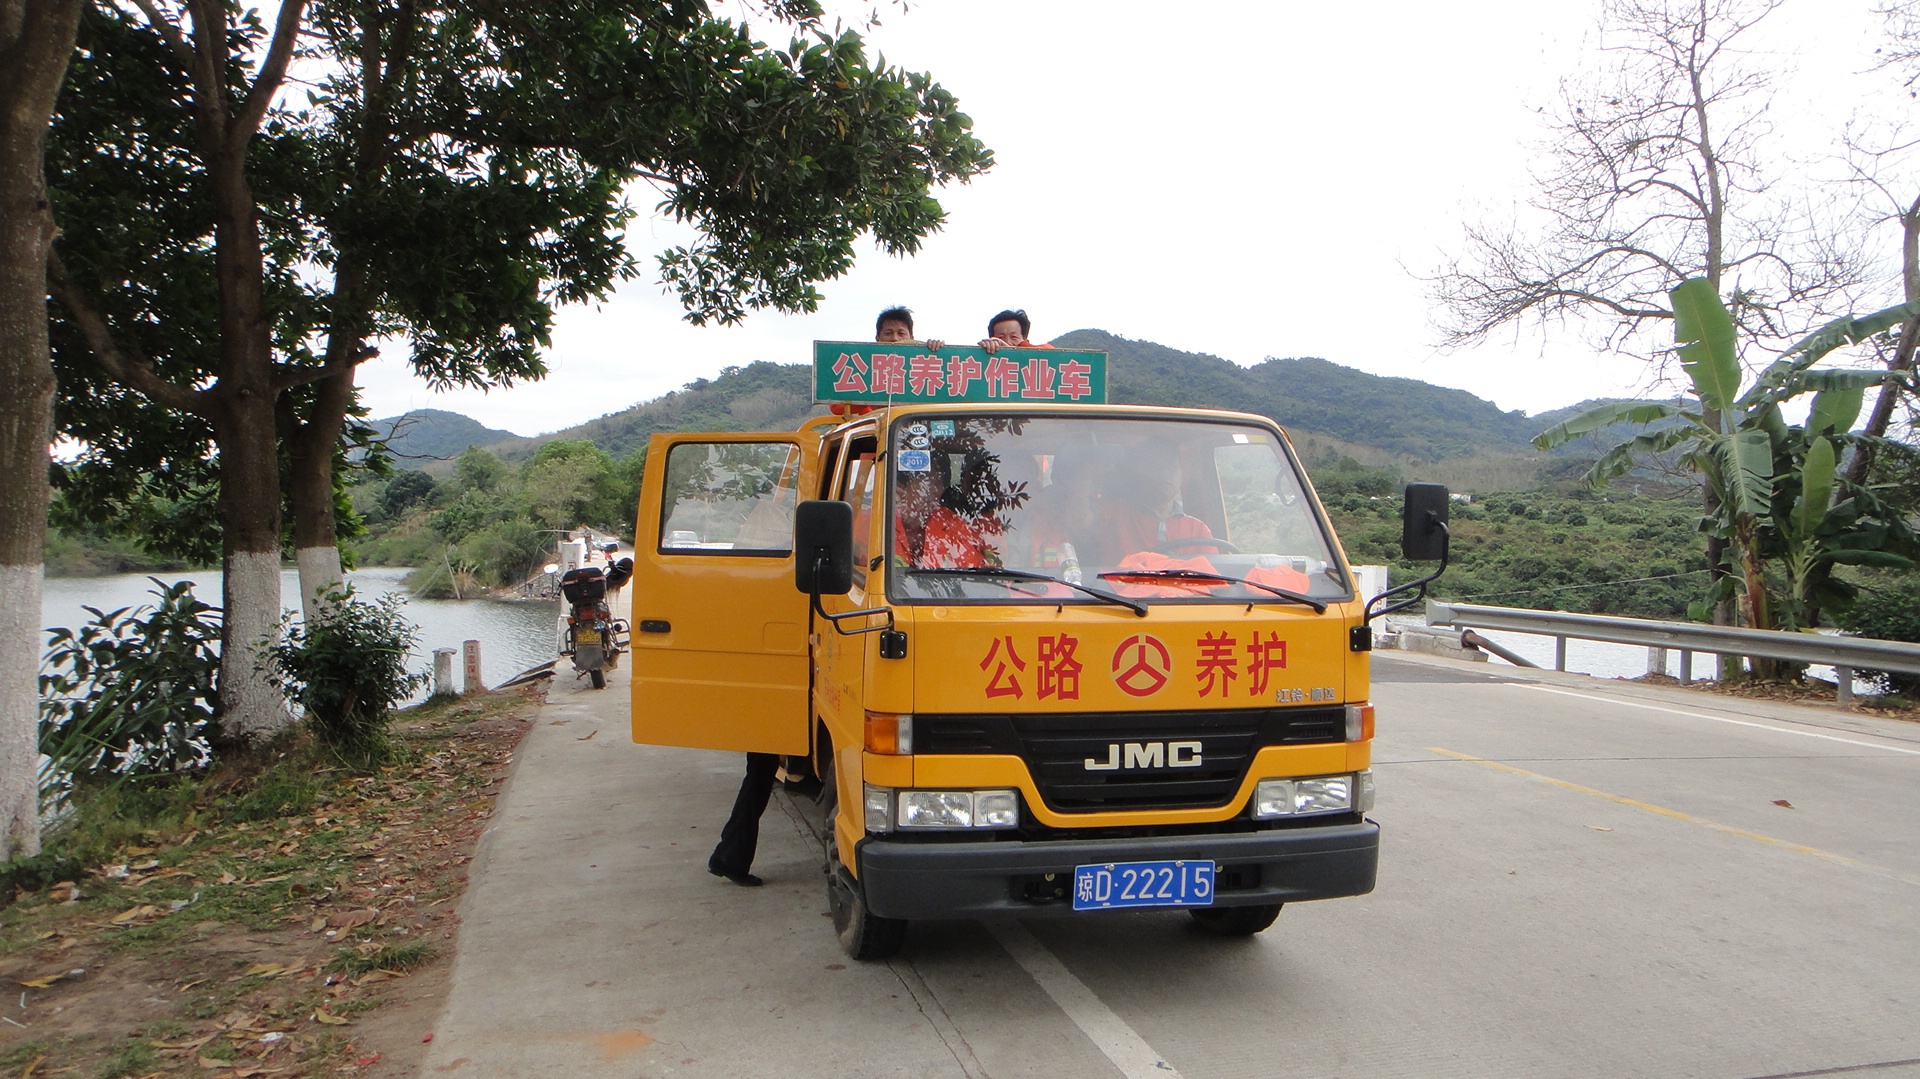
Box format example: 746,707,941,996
204,135,288,741
288,364,355,624
0,0,82,861
1841,196,1920,490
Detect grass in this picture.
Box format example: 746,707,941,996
95,1038,159,1078
327,940,435,977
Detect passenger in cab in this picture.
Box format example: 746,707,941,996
1014,449,1099,576
896,449,1004,568
978,308,1052,352
875,306,945,350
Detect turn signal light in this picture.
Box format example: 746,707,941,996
864,711,913,755
1345,702,1374,741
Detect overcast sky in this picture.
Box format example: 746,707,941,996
355,0,1907,438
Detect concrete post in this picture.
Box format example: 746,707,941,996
433,648,456,697
1836,665,1854,705
463,639,485,695
1648,647,1667,678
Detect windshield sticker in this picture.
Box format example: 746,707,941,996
930,420,955,437
898,449,932,472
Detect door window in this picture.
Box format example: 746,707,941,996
657,442,801,555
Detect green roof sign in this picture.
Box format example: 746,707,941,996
812,341,1108,405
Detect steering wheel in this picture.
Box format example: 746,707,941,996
1154,536,1240,555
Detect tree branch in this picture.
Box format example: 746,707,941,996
270,345,378,394
232,0,308,144
46,248,209,414
125,0,193,65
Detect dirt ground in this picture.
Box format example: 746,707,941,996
0,684,543,1079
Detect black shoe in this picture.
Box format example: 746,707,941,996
708,865,763,887
782,776,824,798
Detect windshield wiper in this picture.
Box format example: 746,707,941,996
905,567,1148,617
1095,568,1328,613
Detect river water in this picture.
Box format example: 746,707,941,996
39,567,560,701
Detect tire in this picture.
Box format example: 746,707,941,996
589,668,606,689
1188,903,1281,937
825,812,906,960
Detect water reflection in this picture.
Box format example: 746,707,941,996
39,567,559,701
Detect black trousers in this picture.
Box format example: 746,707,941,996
709,752,780,876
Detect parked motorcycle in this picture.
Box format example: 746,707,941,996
559,558,632,689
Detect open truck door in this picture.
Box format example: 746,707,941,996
630,433,816,755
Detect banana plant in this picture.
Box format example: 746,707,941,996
1534,279,1911,636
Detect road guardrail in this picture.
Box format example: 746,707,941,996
1425,601,1920,703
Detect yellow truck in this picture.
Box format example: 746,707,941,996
630,342,1448,959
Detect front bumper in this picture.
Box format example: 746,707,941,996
856,820,1379,920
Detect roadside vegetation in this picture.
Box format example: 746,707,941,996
0,687,540,1079
351,442,644,598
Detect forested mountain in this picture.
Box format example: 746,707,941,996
387,331,1674,484
373,409,523,461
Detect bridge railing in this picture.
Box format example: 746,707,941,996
1424,601,1920,704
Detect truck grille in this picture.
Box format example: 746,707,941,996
913,706,1345,812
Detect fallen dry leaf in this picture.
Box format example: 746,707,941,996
112,904,163,925
310,916,327,932
328,908,379,930
218,872,237,885
240,963,286,978
313,1008,350,1025
1773,799,1794,808
17,973,65,988
577,729,597,741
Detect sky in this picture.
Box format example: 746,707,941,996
355,0,1909,439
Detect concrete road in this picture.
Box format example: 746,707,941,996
420,653,1920,1079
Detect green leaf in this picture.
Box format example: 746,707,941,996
1672,278,1742,413
1531,401,1688,450
1807,386,1865,437
1822,549,1916,568
1782,299,1920,361
1720,428,1774,517
1583,426,1697,484
1793,436,1836,539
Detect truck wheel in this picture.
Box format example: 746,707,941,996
825,819,906,960
1189,903,1281,936
829,871,906,960
589,669,606,689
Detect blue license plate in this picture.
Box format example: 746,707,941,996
1072,859,1214,911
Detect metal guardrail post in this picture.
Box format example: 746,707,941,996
1679,651,1693,685
1554,636,1567,672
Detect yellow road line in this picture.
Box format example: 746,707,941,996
1428,746,1920,888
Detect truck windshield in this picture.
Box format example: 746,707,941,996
886,415,1350,605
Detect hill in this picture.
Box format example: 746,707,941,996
429,332,1680,489
373,409,524,462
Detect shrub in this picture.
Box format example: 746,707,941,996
38,579,221,785
266,587,428,766
1833,575,1920,696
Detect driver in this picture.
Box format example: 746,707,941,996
1105,453,1212,558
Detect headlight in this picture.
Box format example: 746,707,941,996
1252,774,1357,819
887,788,1020,831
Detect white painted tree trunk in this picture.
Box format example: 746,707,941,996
296,545,344,625
0,565,41,861
221,549,292,740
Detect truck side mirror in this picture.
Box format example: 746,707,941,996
794,500,854,596
1401,483,1450,562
